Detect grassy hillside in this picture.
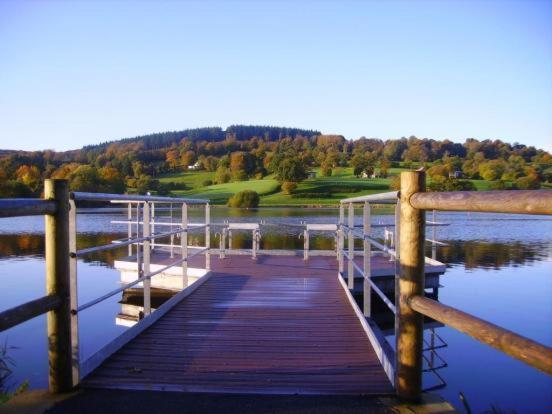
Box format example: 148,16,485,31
157,162,551,206
157,167,398,206
156,167,513,206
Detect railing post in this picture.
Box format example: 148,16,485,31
363,201,371,317
205,203,211,271
252,229,257,260
151,202,156,251
348,202,354,289
68,199,79,387
142,202,151,316
127,203,132,256
396,171,426,401
338,204,344,274
303,228,309,261
181,203,188,288
44,179,73,393
221,228,226,259
432,209,437,260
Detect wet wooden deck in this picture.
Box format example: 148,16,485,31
82,256,394,395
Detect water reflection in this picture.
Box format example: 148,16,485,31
2,233,549,271
434,240,551,269
1,212,551,412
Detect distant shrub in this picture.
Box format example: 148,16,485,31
202,179,213,187
156,183,172,196
321,163,332,177
427,165,449,179
0,180,34,198
389,175,400,190
281,181,297,194
428,176,475,192
489,180,507,190
231,170,248,182
214,167,231,184
227,190,260,208
515,175,540,190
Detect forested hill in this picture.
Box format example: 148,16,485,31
0,123,551,198
82,125,322,152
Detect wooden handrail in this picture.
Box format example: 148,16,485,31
409,295,552,375
0,199,57,217
410,190,552,215
0,295,61,332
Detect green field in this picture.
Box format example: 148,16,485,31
157,167,522,206
158,167,397,206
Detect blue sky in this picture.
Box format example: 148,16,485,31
0,0,551,152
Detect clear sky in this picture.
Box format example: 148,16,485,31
0,0,551,152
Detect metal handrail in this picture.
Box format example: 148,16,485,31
73,227,190,257
71,192,208,204
343,250,397,314
340,191,398,204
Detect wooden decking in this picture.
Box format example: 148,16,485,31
82,256,393,395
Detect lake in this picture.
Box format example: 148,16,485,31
0,207,551,412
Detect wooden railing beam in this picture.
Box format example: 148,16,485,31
409,295,552,375
0,295,61,332
0,199,57,217
410,190,552,215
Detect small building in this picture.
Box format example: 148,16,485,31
307,171,317,179
188,161,201,170
449,170,463,179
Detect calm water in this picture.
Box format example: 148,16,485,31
0,208,551,412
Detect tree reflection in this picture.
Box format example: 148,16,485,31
431,240,550,270
0,233,549,270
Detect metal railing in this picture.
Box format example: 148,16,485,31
0,181,210,392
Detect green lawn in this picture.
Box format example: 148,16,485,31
156,167,503,206
172,178,280,204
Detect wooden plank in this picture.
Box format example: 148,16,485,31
79,272,212,380
82,255,393,395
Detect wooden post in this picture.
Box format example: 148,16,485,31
363,202,371,317
181,203,188,288
228,229,232,250
205,203,211,271
338,204,344,274
348,203,354,289
142,202,151,316
68,199,79,387
44,179,73,393
396,171,426,401
304,229,309,261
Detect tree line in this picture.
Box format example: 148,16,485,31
0,125,550,197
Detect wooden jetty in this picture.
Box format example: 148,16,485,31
85,255,393,395
1,173,551,407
